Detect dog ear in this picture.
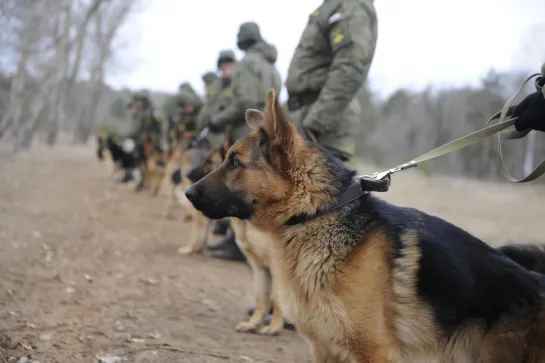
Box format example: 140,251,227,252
266,89,294,155
224,125,234,149
246,109,265,130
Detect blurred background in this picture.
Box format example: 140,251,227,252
0,0,544,178
1,2,544,362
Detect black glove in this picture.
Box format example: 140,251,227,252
512,78,545,132
207,123,221,133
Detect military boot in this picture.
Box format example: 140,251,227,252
209,230,246,262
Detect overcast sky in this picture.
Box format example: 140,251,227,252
108,0,545,100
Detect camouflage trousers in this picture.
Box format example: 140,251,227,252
286,107,358,170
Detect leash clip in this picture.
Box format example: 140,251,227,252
372,160,418,181
357,161,418,193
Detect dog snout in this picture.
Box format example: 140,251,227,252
184,187,199,202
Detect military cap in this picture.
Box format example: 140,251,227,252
237,22,262,42
217,49,236,68
202,71,219,85
178,82,193,93
175,92,194,107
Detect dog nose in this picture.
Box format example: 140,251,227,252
184,187,199,202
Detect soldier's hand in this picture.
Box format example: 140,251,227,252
512,85,545,133
207,123,221,133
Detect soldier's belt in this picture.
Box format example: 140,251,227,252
287,91,320,111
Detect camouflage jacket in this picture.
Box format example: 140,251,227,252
196,77,231,130
285,0,377,157
210,41,282,141
130,104,161,140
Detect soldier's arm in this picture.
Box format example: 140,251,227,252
210,66,259,130
303,1,377,134
196,103,210,130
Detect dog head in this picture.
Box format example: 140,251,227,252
184,89,355,229
186,127,233,183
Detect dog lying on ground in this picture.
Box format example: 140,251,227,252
185,89,545,363
183,129,287,335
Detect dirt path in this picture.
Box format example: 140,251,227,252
0,143,543,363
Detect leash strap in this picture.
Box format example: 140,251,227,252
363,71,545,184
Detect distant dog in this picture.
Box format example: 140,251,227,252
96,134,137,181
185,89,545,362
164,129,211,220
176,129,229,255
183,132,286,335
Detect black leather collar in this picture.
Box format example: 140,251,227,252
284,177,389,226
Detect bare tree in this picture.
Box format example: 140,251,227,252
73,0,138,144
0,0,141,151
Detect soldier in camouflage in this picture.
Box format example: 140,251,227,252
193,50,238,247
129,89,161,141
196,50,237,145
207,22,282,142
161,94,180,147
179,82,202,106
206,23,282,262
201,71,219,99
285,0,378,164
175,91,202,132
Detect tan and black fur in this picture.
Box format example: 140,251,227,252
164,130,204,220
96,134,125,177
176,129,230,255
185,89,545,363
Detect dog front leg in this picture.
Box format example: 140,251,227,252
178,211,209,255
236,262,271,333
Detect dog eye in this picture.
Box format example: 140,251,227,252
227,157,239,169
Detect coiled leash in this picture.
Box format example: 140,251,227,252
360,65,545,192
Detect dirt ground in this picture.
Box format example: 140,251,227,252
0,141,543,363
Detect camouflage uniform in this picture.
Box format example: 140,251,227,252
161,95,181,146
202,72,219,94
285,0,378,161
209,23,282,141
179,82,202,105
129,90,161,141
175,91,202,132
196,50,237,146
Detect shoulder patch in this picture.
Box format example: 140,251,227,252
312,10,319,16
207,88,216,96
328,12,342,24
331,27,345,44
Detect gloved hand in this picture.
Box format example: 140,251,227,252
207,122,222,133
512,77,545,132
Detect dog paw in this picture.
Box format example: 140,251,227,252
258,325,281,336
177,246,197,255
235,321,261,333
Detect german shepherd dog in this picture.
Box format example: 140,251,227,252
176,130,228,255
185,89,545,363
96,134,137,181
184,128,287,335
164,129,211,222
